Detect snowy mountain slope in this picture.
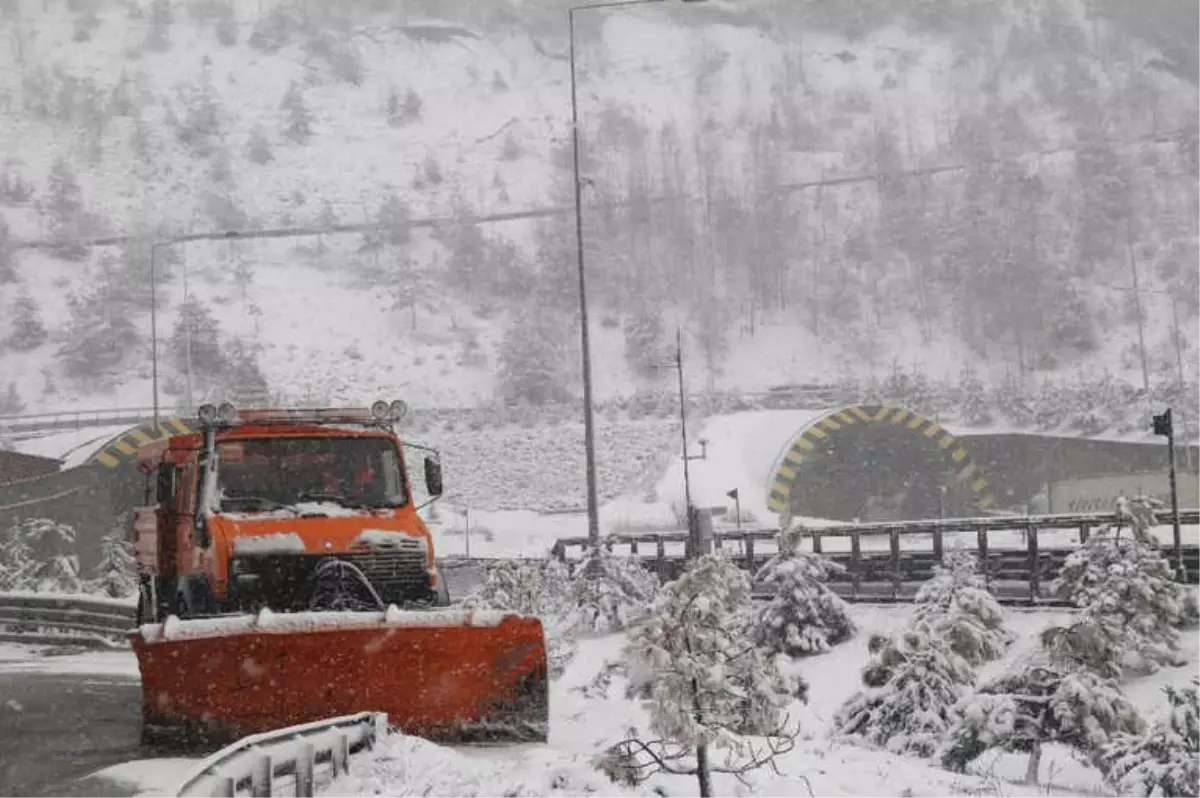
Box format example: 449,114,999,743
0,0,1195,418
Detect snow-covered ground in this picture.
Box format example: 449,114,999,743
331,604,1200,797
2,597,1196,797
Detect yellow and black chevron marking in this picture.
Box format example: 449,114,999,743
86,417,195,469
766,405,995,515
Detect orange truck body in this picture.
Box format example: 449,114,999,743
129,404,548,748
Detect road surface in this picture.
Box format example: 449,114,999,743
0,670,144,797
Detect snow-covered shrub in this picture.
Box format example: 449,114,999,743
940,645,1144,783
1053,509,1197,674
913,549,1013,665
91,528,136,599
570,546,659,635
834,621,974,757
620,552,801,795
754,530,856,657
462,558,577,677
0,518,80,593
1099,679,1199,797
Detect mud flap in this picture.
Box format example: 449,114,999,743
132,610,549,749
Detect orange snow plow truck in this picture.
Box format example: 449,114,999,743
130,401,547,748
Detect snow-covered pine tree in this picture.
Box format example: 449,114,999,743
1099,678,1199,797
621,552,801,796
463,558,578,677
281,80,313,145
1053,496,1198,675
169,297,227,385
571,545,659,635
0,518,81,593
92,527,136,599
754,528,856,657
834,621,974,757
940,628,1145,784
912,549,1012,666
6,289,47,351
0,519,39,590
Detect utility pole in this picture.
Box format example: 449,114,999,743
676,328,695,556
1152,408,1184,582
1126,224,1150,393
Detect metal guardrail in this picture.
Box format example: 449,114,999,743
553,510,1200,604
0,407,171,437
174,712,386,798
0,591,137,648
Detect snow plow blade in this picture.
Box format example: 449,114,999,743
131,609,548,749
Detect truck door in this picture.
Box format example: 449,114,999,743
155,462,179,578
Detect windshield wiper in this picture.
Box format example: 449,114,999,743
220,495,297,513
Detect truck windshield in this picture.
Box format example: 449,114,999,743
214,435,408,512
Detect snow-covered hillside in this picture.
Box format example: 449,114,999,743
0,0,1196,419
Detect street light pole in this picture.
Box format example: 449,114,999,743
568,0,705,548
150,241,163,428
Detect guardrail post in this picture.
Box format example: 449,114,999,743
334,733,350,776
850,530,861,599
1027,524,1040,605
251,754,272,798
655,536,665,579
744,537,755,572
810,529,823,555
1079,523,1090,545
217,776,234,798
932,525,944,563
296,742,315,797
629,538,638,556
976,525,990,586
889,528,901,600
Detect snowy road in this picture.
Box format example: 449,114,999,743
0,670,142,797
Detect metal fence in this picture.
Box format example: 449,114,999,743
552,510,1200,604
0,591,137,648
0,407,172,437
174,712,386,797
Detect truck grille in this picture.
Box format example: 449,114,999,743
343,550,430,595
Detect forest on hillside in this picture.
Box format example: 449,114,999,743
0,0,1196,420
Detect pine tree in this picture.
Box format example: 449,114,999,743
58,278,142,384
834,622,974,757
1053,496,1198,675
0,382,24,415
0,518,81,593
621,553,801,796
92,527,136,599
940,648,1144,784
178,78,221,157
402,87,422,123
247,128,274,164
754,530,857,657
0,215,15,283
622,308,666,382
45,157,88,260
912,549,1013,666
463,559,577,677
497,305,572,406
169,297,227,384
144,0,173,52
1099,679,1199,798
281,81,313,145
224,339,270,405
385,86,402,127
570,546,659,635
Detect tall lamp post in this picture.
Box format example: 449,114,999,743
568,0,706,546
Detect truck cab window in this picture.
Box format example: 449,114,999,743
156,464,177,507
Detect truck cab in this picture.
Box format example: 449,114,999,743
133,401,446,623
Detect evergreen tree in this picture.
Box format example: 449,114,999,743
45,157,88,260
178,77,221,157
463,559,577,677
940,647,1144,784
754,529,857,657
224,339,270,405
0,215,15,283
622,308,666,382
169,297,227,384
247,128,274,164
58,271,142,384
497,305,572,406
281,81,313,145
622,552,801,796
834,622,974,757
1099,679,1199,798
0,383,24,415
144,0,173,52
92,527,136,599
912,549,1013,666
1053,496,1198,675
570,546,659,635
401,87,422,123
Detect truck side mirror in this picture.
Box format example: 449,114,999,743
424,457,443,497
156,464,176,505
